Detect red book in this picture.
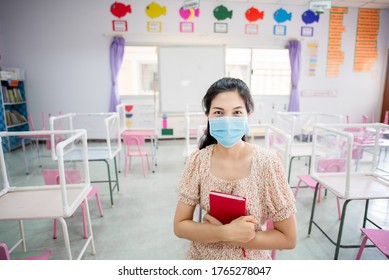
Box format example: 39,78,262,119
209,190,246,224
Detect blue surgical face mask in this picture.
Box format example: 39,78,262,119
209,116,249,148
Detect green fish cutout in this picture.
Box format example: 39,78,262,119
213,5,232,21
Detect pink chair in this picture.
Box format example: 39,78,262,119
356,228,389,260
0,242,52,260
294,158,344,220
122,134,150,177
41,169,103,239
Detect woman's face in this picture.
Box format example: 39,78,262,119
208,90,248,119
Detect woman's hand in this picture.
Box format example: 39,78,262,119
223,216,258,244
203,213,223,226
202,213,258,244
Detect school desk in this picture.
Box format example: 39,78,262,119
307,124,389,259
0,130,96,260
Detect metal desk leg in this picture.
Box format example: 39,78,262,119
287,158,292,183
77,198,96,259
308,182,320,236
114,157,120,192
104,159,114,207
58,217,72,260
334,199,351,260
18,220,26,252
22,139,29,175
151,136,158,172
363,199,369,228
288,156,311,185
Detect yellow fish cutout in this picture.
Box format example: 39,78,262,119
145,2,166,19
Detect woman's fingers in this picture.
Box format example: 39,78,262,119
203,213,223,226
242,215,259,225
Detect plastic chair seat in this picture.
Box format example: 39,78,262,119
295,174,342,220
356,228,389,259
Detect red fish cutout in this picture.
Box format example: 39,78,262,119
111,2,132,19
245,7,264,22
125,105,133,112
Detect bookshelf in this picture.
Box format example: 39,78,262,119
0,79,29,151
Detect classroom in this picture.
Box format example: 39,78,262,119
0,0,388,265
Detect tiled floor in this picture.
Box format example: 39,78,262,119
0,139,388,260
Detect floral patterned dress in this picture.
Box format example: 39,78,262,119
177,144,297,260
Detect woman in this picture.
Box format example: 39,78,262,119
174,77,297,260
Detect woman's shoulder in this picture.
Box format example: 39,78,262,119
186,144,214,164
252,144,280,163
252,144,274,156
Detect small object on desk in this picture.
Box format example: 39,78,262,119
161,128,173,136
162,113,167,129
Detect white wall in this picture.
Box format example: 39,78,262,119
0,0,388,129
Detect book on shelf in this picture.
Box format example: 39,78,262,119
1,86,9,102
209,190,246,225
13,88,23,102
5,110,26,125
7,89,15,103
5,111,11,125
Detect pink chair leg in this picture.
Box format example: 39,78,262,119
53,219,58,239
356,235,369,259
82,202,88,239
317,185,322,203
95,192,103,217
336,197,342,220
294,179,302,198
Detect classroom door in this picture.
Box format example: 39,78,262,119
380,50,389,122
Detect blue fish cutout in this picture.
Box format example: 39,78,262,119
273,8,292,24
302,9,320,24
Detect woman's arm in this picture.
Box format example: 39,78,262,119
174,201,258,244
223,215,297,250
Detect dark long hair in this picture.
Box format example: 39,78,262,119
198,77,254,150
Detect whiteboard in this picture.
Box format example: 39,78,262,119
159,46,225,113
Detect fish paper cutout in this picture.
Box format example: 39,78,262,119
213,5,233,21
110,2,132,19
273,8,292,24
245,7,264,22
145,2,166,19
302,9,320,24
179,6,200,21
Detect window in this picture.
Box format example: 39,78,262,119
118,46,291,97
118,46,159,96
226,48,291,96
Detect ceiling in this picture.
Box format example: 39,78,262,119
211,0,389,10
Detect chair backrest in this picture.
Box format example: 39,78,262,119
42,169,82,185
0,242,11,260
123,135,145,147
317,158,346,173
